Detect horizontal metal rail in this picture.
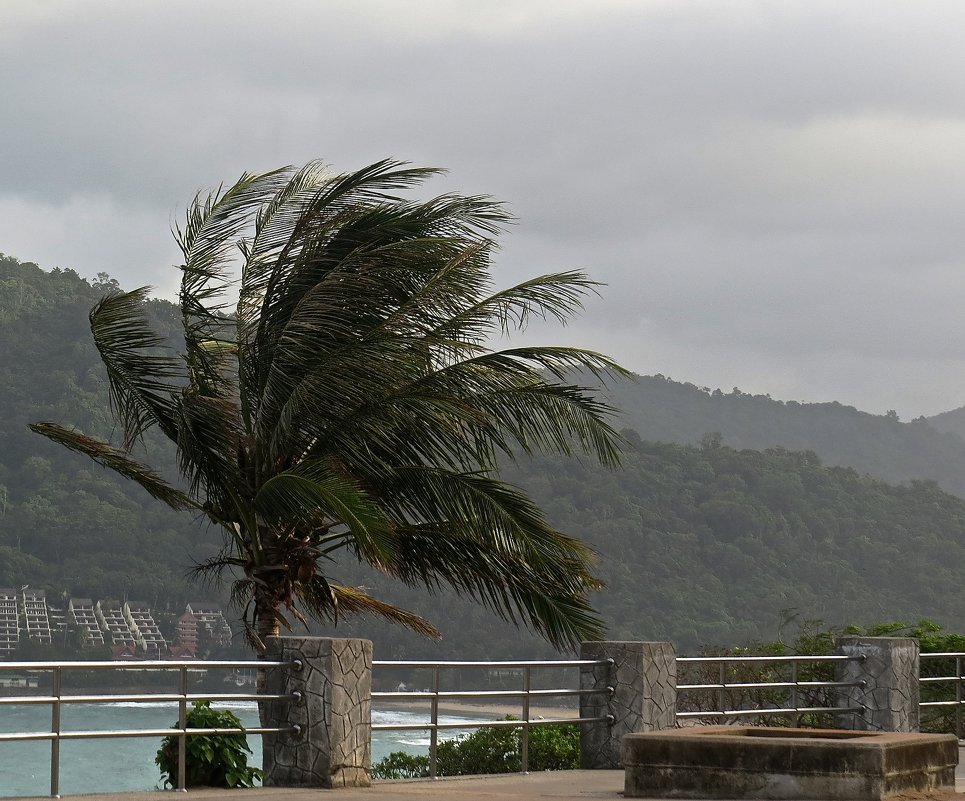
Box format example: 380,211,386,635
0,659,292,670
372,657,606,778
918,653,965,738
373,659,606,668
372,687,608,701
677,706,863,720
0,658,301,798
677,655,861,664
373,715,607,732
675,654,863,727
0,691,291,705
0,725,292,742
678,680,860,691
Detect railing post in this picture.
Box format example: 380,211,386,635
956,656,962,740
262,637,372,788
579,641,676,769
521,666,530,774
177,666,187,793
50,667,61,798
790,661,799,727
834,636,919,732
429,665,439,779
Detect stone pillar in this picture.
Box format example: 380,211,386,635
261,636,372,788
835,637,919,732
580,641,676,769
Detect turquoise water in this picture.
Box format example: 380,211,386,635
0,702,475,797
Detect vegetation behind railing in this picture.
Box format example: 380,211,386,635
677,619,965,733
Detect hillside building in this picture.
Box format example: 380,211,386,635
95,601,135,648
0,589,19,658
22,589,51,645
183,602,232,647
123,602,166,657
68,598,105,647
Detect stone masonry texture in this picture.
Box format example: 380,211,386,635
261,636,373,788
580,641,676,769
835,637,919,732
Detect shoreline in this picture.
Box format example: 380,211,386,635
375,698,579,721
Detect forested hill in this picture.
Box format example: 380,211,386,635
6,254,965,657
927,405,965,445
336,435,965,653
598,374,965,498
0,255,218,606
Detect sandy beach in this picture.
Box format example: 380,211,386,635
375,698,579,721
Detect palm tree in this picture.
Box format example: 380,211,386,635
31,159,626,651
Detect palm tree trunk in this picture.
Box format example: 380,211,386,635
255,598,281,727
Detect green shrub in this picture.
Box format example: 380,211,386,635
371,718,579,779
155,701,262,788
369,750,431,779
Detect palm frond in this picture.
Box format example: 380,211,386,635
177,167,291,393
383,523,604,649
29,423,196,511
326,584,441,639
431,270,601,340
89,287,182,447
252,462,396,567
174,391,243,499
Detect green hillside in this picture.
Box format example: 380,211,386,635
602,374,965,497
0,256,218,606
6,254,965,656
927,405,965,445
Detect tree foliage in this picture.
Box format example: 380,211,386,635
156,701,262,788
28,161,626,649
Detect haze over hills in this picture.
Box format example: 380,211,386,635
6,253,965,656
598,374,965,499
926,406,965,446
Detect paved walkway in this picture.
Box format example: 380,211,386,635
11,771,622,801
9,755,965,801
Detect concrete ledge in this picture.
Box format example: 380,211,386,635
623,726,958,800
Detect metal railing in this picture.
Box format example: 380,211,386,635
0,659,300,797
920,652,965,737
675,654,865,724
371,658,612,777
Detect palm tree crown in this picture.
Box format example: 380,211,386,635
32,159,627,650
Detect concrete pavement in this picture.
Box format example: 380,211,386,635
9,753,965,801
11,771,623,801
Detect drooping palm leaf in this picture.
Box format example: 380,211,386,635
89,287,183,447
28,423,195,511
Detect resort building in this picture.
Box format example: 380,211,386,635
0,589,19,657
123,602,166,657
183,602,232,647
95,601,136,648
22,589,52,645
68,598,105,647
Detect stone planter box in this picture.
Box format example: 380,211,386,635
623,726,958,800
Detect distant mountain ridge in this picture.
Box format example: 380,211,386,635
596,373,965,498
926,405,965,445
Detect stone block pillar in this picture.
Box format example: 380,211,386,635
261,636,372,788
580,641,676,769
835,637,919,732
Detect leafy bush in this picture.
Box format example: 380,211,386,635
370,750,431,779
156,701,262,788
371,718,579,779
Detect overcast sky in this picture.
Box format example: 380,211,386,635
4,0,965,419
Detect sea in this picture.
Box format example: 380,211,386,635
0,702,480,797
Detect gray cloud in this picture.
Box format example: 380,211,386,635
3,0,965,417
